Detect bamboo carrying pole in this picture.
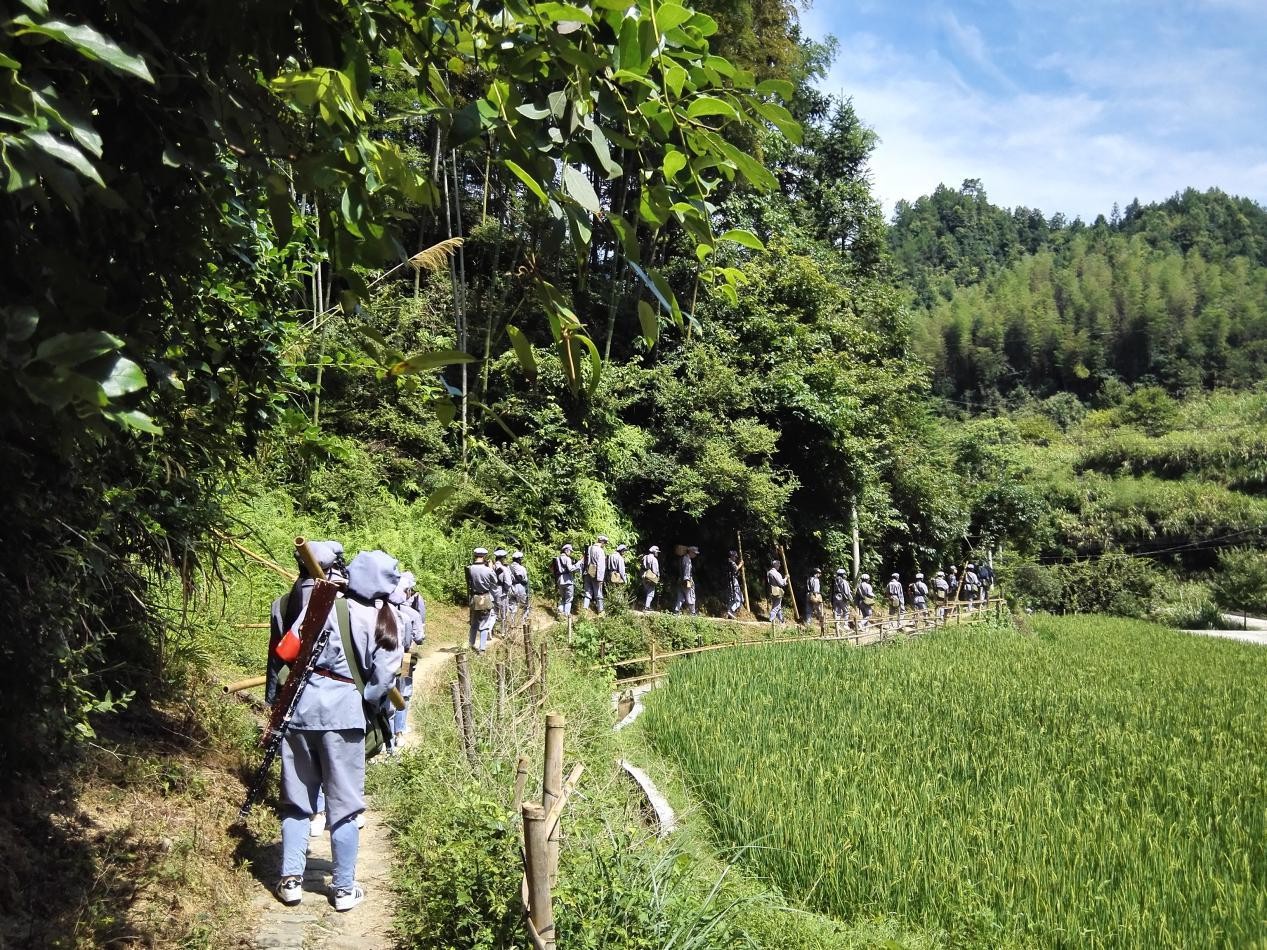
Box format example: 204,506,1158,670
522,803,556,950
736,531,751,611
778,543,800,621
543,713,565,884
223,675,266,694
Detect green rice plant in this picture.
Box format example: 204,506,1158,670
642,617,1267,948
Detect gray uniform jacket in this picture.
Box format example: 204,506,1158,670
394,602,423,651
468,563,498,596
727,561,742,595
679,555,694,584
585,544,608,582
832,576,853,602
607,551,627,582
510,562,530,593
767,568,787,590
807,577,821,597
495,563,513,596
642,553,659,578
887,580,904,604
858,581,875,602
289,599,397,731
554,554,580,585
912,581,930,602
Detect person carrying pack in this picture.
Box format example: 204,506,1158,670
492,549,513,630
266,540,345,705
273,549,399,913
831,569,853,620
467,547,498,655
911,572,930,613
933,570,950,619
857,574,876,626
640,546,660,611
963,564,981,608
583,535,608,614
886,573,905,618
386,571,422,755
554,543,581,617
805,568,824,625
978,561,995,604
672,546,699,615
725,550,744,620
509,551,530,624
767,560,788,624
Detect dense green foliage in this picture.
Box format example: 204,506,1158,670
894,183,1267,404
644,618,1267,947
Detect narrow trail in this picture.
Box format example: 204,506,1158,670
246,629,464,949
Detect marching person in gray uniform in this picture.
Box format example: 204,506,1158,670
672,546,699,615
831,568,852,620
640,545,660,610
963,563,981,608
947,566,959,600
267,540,345,705
725,550,744,619
805,568,824,625
767,560,787,624
275,549,400,912
554,543,580,616
492,548,513,629
856,573,876,626
978,561,995,604
886,572,905,618
911,572,930,614
509,551,530,623
607,543,629,605
582,535,608,614
933,570,950,619
467,547,498,655
387,571,423,755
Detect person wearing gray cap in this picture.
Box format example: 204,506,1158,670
725,550,744,620
831,568,852,621
509,551,530,625
886,572,905,619
553,543,581,617
492,548,512,630
583,535,608,614
911,572,930,614
933,570,950,619
607,543,629,605
963,563,981,609
672,546,699,615
640,545,660,610
805,568,824,626
466,547,498,655
766,559,787,624
856,573,876,627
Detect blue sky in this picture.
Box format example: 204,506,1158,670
800,1,1267,220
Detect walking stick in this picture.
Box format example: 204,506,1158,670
736,531,751,612
778,543,800,622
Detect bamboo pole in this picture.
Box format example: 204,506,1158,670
496,662,507,724
736,531,751,612
223,675,266,694
451,681,469,762
212,530,297,583
513,754,531,811
456,653,477,764
778,543,800,621
525,627,535,679
543,713,564,884
522,802,555,949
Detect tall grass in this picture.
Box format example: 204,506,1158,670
643,617,1267,948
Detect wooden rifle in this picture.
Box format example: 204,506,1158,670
237,537,342,821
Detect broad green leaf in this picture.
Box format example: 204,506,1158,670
5,306,38,342
108,409,163,434
637,299,659,346
664,65,687,99
683,12,718,35
533,2,593,24
101,356,146,398
653,3,693,33
389,348,477,376
504,159,550,205
25,130,102,186
505,324,538,379
422,483,457,513
35,330,121,367
563,164,601,217
720,228,765,251
686,96,738,121
756,78,795,100
12,16,153,83
589,126,622,179
663,149,687,181
617,16,642,72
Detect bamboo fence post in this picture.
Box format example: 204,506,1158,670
512,754,531,811
456,653,478,764
451,681,470,762
525,627,536,679
649,638,658,680
538,639,549,708
818,603,826,638
522,802,555,949
736,531,751,612
778,543,800,621
496,662,507,724
543,713,565,884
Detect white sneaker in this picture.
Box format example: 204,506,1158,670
275,876,303,905
332,882,365,912
309,813,326,837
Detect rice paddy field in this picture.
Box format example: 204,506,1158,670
641,616,1267,948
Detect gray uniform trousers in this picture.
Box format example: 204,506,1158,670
583,576,605,613
469,608,495,651
281,727,366,828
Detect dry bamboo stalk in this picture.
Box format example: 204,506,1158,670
456,653,477,765
451,681,469,761
538,639,549,707
512,754,531,811
543,713,564,884
223,675,266,694
524,627,535,679
522,803,555,949
778,543,800,621
496,662,507,724
543,763,584,835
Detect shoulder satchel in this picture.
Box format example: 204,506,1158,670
335,598,391,760
468,566,494,612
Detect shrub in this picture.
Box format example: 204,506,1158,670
1213,547,1267,617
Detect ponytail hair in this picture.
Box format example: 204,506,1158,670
374,599,399,651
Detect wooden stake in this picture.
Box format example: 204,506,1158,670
456,653,477,765
543,713,565,884
496,662,507,724
538,639,549,707
778,543,800,621
522,802,555,949
451,681,469,762
524,627,535,679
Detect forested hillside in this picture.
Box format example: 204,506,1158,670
892,182,1267,404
